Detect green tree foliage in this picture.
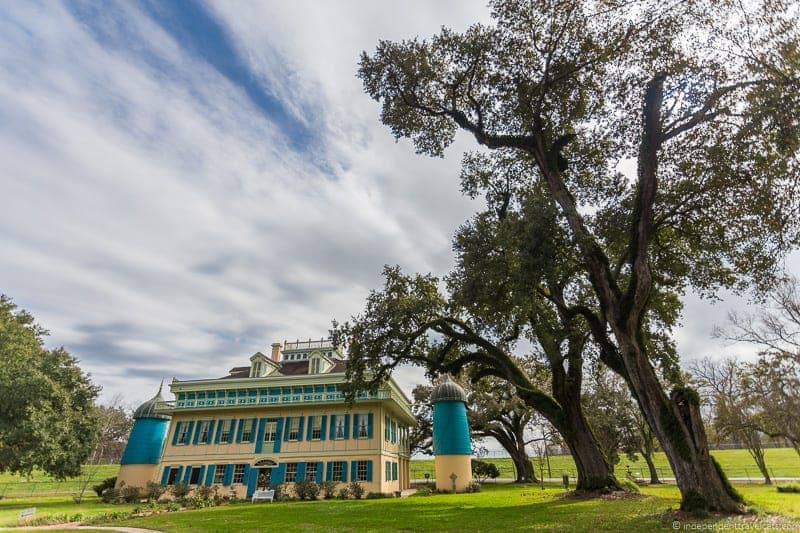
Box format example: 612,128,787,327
356,0,799,512
471,459,501,482
0,295,100,479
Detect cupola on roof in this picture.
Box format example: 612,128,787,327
133,381,171,420
430,375,467,404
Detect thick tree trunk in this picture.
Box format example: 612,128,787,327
509,449,537,483
642,450,660,484
616,339,744,512
555,401,621,491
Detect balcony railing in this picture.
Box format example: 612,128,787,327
162,390,392,410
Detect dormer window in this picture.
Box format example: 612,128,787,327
252,361,263,377
250,351,278,377
310,358,321,374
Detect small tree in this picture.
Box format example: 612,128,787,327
471,460,500,483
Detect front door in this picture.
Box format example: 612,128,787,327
257,467,271,489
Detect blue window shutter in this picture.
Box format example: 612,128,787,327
223,464,233,486
184,421,195,445
350,461,357,482
246,467,257,497
385,461,390,481
228,418,236,443
205,465,216,486
193,422,202,445
272,464,285,486
283,417,291,441
242,464,250,485
183,466,192,484
320,415,327,441
255,418,266,453
273,418,283,452
352,414,359,439
341,461,347,482
367,413,374,438
393,462,398,481
175,466,184,484
249,418,257,441
385,416,390,440
326,461,333,482
392,421,397,443
329,415,336,440
171,422,182,445
206,420,216,445
160,467,171,486
344,414,350,440
297,417,305,441
195,465,205,485
297,462,306,481
235,419,244,443
366,460,373,482
306,416,314,440
315,461,323,483
214,420,223,443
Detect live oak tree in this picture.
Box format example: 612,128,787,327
355,0,800,512
0,295,100,478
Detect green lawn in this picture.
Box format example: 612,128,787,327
0,494,137,527
107,483,800,532
0,464,118,498
411,447,800,481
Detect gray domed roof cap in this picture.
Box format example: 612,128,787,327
430,375,467,403
133,381,171,420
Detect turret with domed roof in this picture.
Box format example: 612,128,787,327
116,382,171,489
431,375,472,492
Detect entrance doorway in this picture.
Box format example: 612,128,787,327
253,458,278,490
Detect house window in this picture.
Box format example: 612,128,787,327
213,466,225,484
189,467,202,485
358,415,368,438
385,461,391,481
331,461,343,482
310,358,320,374
264,419,277,442
233,464,246,484
288,418,299,440
311,417,322,440
356,460,368,481
167,467,179,485
385,416,390,441
392,462,398,481
335,416,345,439
177,424,190,445
285,463,298,483
305,462,317,481
220,420,230,443
242,419,253,442
198,421,209,444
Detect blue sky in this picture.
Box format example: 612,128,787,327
0,0,793,414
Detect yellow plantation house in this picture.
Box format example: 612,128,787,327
117,339,415,498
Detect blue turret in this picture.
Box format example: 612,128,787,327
120,382,171,465
431,376,472,491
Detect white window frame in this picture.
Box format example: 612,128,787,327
264,419,277,442
311,417,322,440
233,464,246,484
358,415,368,438
213,466,225,484
356,460,368,481
305,462,317,481
285,463,297,483
331,461,343,481
288,418,299,441
241,419,253,442
335,416,345,439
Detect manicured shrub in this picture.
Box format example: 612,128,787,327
145,481,166,501
100,487,120,504
348,481,365,500
120,485,142,503
471,460,500,482
366,491,391,499
320,480,338,499
295,480,320,500
93,477,117,497
466,481,481,493
414,486,433,496
170,482,191,500
337,486,350,500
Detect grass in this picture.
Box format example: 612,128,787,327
103,483,800,532
0,494,137,527
411,447,800,481
0,464,118,498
